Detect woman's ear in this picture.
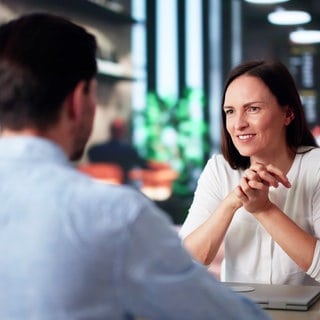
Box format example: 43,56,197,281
284,107,295,126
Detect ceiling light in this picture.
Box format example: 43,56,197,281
289,29,320,44
244,0,290,4
268,9,311,25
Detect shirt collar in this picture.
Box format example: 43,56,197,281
0,136,70,166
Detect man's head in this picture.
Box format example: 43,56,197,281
110,118,126,140
0,13,98,160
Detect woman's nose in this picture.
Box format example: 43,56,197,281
234,113,249,130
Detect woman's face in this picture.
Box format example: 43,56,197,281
223,75,292,160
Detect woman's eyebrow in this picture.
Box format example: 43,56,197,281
223,101,264,109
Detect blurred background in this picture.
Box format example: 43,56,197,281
1,0,320,223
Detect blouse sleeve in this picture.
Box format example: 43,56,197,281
179,155,231,239
307,241,320,281
307,158,320,281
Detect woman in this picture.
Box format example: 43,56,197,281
180,60,320,285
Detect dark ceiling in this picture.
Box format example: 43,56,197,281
240,0,320,61
242,0,320,29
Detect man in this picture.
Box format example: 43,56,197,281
0,13,270,319
88,117,150,183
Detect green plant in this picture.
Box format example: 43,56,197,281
134,87,209,196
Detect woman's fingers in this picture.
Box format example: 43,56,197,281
236,162,291,214
244,167,277,188
245,163,291,188
247,179,269,190
265,163,291,188
234,185,247,201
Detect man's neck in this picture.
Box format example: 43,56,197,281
1,128,41,137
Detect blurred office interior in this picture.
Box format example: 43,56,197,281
1,0,320,223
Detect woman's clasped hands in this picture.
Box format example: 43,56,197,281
234,163,291,215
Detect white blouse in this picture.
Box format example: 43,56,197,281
179,147,320,285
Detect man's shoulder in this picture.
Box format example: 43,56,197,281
71,171,152,214
61,171,156,233
88,142,109,153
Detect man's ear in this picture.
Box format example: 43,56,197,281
284,107,295,126
65,81,87,121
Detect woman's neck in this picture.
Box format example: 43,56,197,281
250,146,295,175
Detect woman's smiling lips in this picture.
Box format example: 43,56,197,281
236,134,256,141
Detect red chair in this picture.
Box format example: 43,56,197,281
129,163,179,201
77,163,124,185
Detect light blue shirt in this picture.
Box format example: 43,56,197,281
0,136,270,319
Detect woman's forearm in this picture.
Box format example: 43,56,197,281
253,204,317,272
184,197,240,265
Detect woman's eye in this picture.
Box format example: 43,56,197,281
225,109,233,115
248,106,259,112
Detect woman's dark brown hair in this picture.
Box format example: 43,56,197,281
220,60,317,169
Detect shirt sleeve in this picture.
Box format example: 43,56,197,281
179,155,227,239
307,240,320,281
307,161,320,281
117,199,271,320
